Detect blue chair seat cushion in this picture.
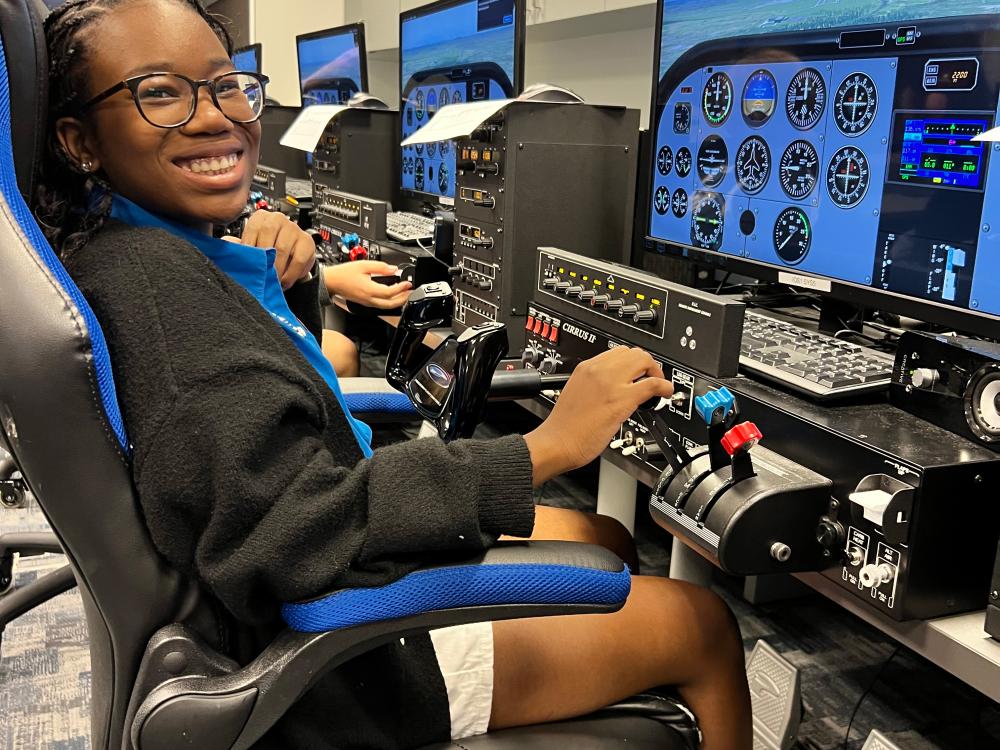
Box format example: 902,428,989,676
343,390,417,416
282,561,631,633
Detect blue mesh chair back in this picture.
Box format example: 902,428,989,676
0,3,217,747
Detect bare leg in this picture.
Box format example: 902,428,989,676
491,575,751,750
321,330,360,378
501,505,639,572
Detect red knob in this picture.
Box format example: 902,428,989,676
255,200,268,210
721,422,762,456
349,245,368,262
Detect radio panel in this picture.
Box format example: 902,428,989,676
534,247,745,378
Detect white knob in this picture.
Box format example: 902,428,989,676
911,368,940,389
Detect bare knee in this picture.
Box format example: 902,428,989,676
676,583,744,666
590,514,637,568
322,330,360,378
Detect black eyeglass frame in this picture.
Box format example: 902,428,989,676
76,71,271,128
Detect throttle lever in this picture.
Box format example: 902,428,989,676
386,283,455,391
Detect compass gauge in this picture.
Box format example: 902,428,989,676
786,68,826,130
773,207,812,265
827,146,871,207
702,72,734,127
735,135,771,195
779,140,819,199
834,72,878,136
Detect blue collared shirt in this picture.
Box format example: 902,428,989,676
110,195,373,458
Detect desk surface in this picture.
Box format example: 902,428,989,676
517,395,1000,704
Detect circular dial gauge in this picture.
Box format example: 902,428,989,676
415,142,425,156
426,88,438,117
675,147,693,177
415,89,426,121
742,69,777,128
697,135,729,187
691,192,725,250
785,68,826,130
439,140,450,156
834,72,878,136
827,146,871,207
779,140,820,199
438,163,449,193
657,145,674,176
702,72,734,127
452,89,464,103
439,87,450,107
414,158,425,191
404,156,414,174
773,207,812,265
672,188,689,218
654,186,670,215
426,141,437,158
735,135,771,195
674,102,692,134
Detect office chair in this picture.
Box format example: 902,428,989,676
0,1,700,747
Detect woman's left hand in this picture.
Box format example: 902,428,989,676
236,210,317,289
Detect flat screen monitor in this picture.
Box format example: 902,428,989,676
259,105,309,180
296,23,368,107
233,43,261,74
646,2,1000,336
400,0,525,202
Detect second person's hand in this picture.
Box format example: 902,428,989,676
324,261,413,309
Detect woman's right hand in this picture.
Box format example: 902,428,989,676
523,347,674,486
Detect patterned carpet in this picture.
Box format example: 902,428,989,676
2,404,999,749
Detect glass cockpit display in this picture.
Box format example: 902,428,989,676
296,25,366,106
648,2,1000,322
400,0,521,201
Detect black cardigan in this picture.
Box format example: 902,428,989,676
66,220,537,749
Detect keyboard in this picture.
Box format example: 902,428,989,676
739,310,895,401
386,211,435,243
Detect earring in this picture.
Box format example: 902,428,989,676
80,159,93,173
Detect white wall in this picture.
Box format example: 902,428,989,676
251,0,347,106
525,5,656,126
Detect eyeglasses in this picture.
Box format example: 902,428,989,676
77,71,270,128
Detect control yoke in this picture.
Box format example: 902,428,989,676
387,284,570,441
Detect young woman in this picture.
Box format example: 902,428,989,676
35,1,751,748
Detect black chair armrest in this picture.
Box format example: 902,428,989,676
126,541,629,750
0,531,62,558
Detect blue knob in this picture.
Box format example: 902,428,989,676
694,387,736,426
342,233,361,249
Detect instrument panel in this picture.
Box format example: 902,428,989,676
400,64,513,200
649,16,1000,319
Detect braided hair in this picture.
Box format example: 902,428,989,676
34,0,234,257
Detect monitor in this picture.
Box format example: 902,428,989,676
400,0,525,202
646,3,1000,337
296,23,368,107
259,105,309,180
233,43,261,74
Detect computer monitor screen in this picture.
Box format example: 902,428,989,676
400,0,524,201
647,2,1000,334
233,44,261,74
296,23,368,107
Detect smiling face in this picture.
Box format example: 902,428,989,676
55,0,260,230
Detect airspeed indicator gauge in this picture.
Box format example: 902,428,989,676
702,72,734,127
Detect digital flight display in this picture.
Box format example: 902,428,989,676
924,58,979,91
892,115,991,190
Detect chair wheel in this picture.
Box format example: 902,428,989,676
0,557,14,597
0,480,26,509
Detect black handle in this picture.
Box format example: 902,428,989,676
488,370,570,400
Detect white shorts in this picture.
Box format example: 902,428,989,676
429,621,495,740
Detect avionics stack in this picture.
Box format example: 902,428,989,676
452,101,639,350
